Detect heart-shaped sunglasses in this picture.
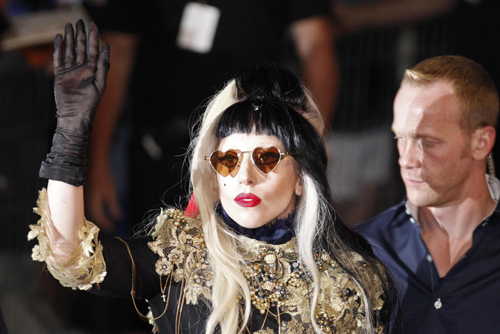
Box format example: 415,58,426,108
205,146,292,177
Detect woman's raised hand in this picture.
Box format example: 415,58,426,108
53,19,109,134
41,21,110,263
40,20,109,186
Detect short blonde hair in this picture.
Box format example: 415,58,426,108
402,55,499,133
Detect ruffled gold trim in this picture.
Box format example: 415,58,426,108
28,188,106,290
145,305,159,334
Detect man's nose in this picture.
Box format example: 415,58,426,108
398,141,422,169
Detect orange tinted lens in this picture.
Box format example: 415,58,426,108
210,150,240,176
252,146,281,173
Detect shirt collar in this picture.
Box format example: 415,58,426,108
486,175,500,202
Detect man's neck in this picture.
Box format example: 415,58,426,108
411,183,496,278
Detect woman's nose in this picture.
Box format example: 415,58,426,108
236,154,257,185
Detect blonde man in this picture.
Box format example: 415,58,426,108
356,55,500,334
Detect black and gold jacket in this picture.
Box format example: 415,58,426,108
29,189,385,334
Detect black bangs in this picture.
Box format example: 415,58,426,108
214,98,303,153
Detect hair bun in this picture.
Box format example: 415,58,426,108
251,95,265,111
235,64,307,111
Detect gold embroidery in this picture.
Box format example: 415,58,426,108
282,318,314,334
148,209,212,305
254,328,274,334
236,237,385,332
28,188,106,290
145,210,385,333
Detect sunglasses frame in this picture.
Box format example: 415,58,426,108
204,146,291,177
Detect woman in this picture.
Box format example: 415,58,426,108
29,21,395,333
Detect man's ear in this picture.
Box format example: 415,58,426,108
472,126,496,160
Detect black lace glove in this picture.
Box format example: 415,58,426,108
39,20,110,186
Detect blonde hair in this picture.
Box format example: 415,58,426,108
402,55,499,133
187,77,380,334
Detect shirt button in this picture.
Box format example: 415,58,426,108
426,254,433,262
410,217,416,224
434,298,442,309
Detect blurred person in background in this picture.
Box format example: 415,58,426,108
327,0,455,226
1,2,153,333
0,1,60,333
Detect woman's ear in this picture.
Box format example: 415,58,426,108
295,177,303,196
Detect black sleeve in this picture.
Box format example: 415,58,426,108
91,232,160,301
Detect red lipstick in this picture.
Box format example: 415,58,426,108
234,193,262,207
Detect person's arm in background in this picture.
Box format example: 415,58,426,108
291,15,339,132
86,31,138,232
333,0,456,33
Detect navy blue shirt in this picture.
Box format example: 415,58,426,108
355,199,500,334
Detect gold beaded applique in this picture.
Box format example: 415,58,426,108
148,208,212,305
237,237,384,333
148,209,385,333
239,238,306,315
